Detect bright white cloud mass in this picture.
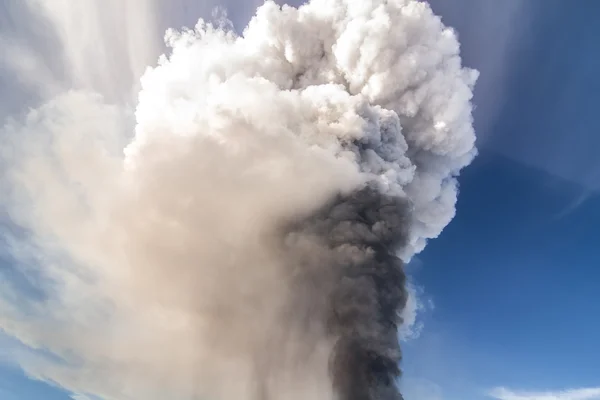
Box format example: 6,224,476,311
489,387,600,400
0,0,477,399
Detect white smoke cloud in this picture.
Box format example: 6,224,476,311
399,282,434,341
401,378,444,400
0,0,477,399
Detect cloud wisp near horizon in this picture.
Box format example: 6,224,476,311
489,387,600,400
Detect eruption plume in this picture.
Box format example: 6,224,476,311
0,0,477,399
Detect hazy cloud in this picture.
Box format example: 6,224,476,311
489,387,600,400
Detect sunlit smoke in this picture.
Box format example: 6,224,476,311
0,0,477,399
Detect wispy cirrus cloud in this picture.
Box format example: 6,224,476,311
489,387,600,400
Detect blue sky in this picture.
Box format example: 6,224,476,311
402,152,600,399
1,0,599,399
0,365,69,400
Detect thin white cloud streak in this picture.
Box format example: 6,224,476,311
0,0,264,113
489,387,600,400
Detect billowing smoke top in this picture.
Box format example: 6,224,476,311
0,0,477,399
128,0,478,258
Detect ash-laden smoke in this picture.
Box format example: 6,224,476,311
231,184,411,400
0,1,477,400
292,185,411,400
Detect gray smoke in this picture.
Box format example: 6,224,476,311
297,185,410,400
229,184,410,400
0,1,477,399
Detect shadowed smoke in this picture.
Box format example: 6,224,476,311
280,184,410,400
